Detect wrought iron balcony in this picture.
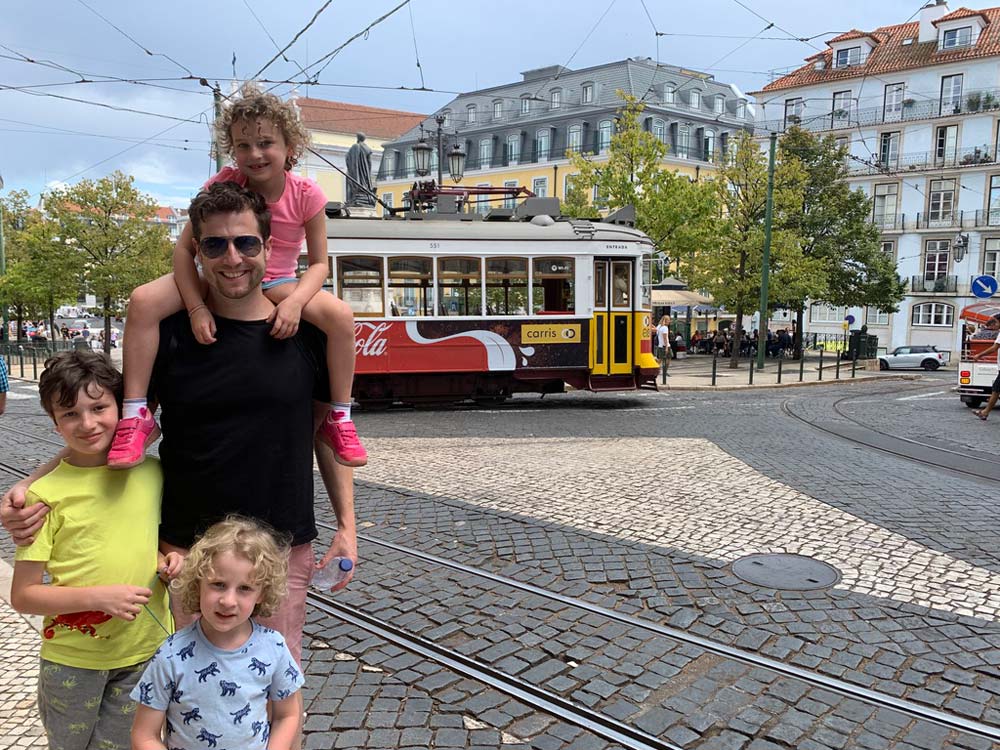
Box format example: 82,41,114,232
872,213,906,231
914,211,966,229
847,144,995,176
910,275,958,293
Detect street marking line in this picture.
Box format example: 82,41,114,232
896,390,948,401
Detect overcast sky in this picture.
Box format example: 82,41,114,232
0,0,957,207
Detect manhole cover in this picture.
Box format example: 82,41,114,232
731,553,841,591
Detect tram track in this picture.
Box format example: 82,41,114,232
781,380,1000,482
2,420,1000,745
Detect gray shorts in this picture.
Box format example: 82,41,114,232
38,658,147,750
992,371,1000,394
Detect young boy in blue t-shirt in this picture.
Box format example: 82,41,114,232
10,350,180,750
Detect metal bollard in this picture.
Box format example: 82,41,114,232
661,354,668,385
799,353,805,382
748,361,754,385
818,350,824,381
32,350,38,380
711,353,718,386
851,356,857,379
778,358,783,384
835,353,841,380
19,348,25,378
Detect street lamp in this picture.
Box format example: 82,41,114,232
448,143,466,184
412,136,433,178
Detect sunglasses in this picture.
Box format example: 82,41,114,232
199,235,264,259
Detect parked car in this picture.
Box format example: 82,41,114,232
68,319,91,338
878,345,947,371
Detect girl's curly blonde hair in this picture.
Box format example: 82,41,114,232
214,82,310,170
173,516,289,618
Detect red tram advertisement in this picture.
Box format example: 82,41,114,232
319,198,660,406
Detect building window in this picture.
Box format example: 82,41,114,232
832,90,853,127
476,183,491,215
881,240,895,256
784,98,804,128
550,89,561,109
941,26,973,50
935,125,958,165
677,124,690,158
736,99,746,118
440,110,451,127
405,148,415,176
873,184,898,227
652,119,665,143
467,104,477,124
928,179,956,223
690,90,701,109
532,177,547,198
911,302,954,327
884,82,905,122
503,180,518,210
940,74,963,114
478,138,492,170
834,46,861,67
809,304,846,323
981,238,1000,277
663,85,675,104
535,129,550,162
924,239,951,280
879,132,900,169
714,95,725,114
866,307,890,326
520,96,530,115
598,120,612,153
506,134,520,165
989,176,1000,226
383,150,396,177
493,101,503,120
703,129,716,161
380,192,393,218
582,83,594,104
567,125,582,154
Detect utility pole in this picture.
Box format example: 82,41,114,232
434,113,446,186
756,132,777,371
214,86,225,172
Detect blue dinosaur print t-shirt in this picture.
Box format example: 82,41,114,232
131,620,304,748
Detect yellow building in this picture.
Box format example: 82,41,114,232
375,57,754,211
292,97,426,205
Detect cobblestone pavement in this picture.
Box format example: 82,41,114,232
0,560,47,749
2,375,1000,748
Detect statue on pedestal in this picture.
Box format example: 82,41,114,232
345,132,375,207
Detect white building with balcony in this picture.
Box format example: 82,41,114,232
750,0,1000,358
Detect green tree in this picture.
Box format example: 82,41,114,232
1,190,54,340
562,92,719,281
685,132,826,368
44,172,171,352
778,127,906,356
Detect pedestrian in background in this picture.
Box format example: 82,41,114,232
656,315,671,376
0,356,8,416
972,313,1000,421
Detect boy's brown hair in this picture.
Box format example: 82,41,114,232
214,82,310,170
38,350,123,420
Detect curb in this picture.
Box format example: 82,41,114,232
657,374,924,392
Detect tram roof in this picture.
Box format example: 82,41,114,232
325,216,653,245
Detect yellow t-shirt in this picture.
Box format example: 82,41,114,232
15,458,173,669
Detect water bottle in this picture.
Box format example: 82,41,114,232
312,557,354,590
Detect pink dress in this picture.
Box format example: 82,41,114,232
205,167,328,282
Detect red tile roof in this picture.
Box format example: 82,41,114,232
827,29,878,44
754,7,1000,94
295,97,426,140
934,7,988,24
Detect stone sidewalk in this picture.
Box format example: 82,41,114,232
0,559,47,749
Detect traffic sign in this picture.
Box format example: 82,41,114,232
972,275,999,299
845,314,856,324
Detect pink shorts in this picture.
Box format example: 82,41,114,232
164,541,314,665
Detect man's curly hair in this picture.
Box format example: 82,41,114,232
214,82,310,170
173,516,289,618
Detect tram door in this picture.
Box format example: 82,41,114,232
592,259,633,376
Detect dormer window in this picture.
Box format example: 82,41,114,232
441,110,451,127
834,46,861,67
550,89,561,109
582,82,594,104
736,99,747,118
520,96,531,115
690,90,701,109
467,105,477,124
493,100,503,120
663,85,675,104
714,95,725,114
941,26,973,50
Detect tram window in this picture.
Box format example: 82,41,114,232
388,256,434,316
438,257,483,315
641,258,651,308
594,263,607,308
612,262,631,307
532,257,575,314
485,258,528,315
337,256,384,317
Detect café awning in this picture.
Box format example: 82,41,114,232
651,289,714,306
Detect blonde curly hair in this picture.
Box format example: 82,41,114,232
173,516,289,618
214,82,310,170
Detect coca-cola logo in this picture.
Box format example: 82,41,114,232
354,322,390,357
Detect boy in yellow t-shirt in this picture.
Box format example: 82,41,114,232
10,351,180,750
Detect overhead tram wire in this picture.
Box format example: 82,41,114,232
250,0,334,81
72,0,195,77
0,85,203,124
305,0,413,82
241,0,311,82
406,1,426,90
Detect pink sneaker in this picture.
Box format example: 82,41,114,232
107,408,161,469
318,415,368,467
